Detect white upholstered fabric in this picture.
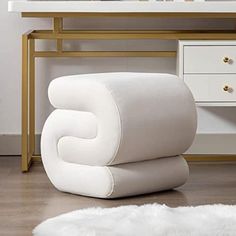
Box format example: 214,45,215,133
48,72,197,166
41,72,197,198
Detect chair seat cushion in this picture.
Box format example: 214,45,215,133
46,72,197,166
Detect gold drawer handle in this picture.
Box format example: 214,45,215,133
223,85,230,92
223,57,232,64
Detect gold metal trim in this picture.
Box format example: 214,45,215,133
31,155,42,162
184,155,236,162
29,39,35,160
33,51,176,58
21,33,29,172
30,30,236,40
53,17,63,52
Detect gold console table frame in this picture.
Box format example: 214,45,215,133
22,12,236,172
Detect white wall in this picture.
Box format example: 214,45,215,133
1,0,236,153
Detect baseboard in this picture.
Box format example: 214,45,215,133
185,133,236,155
0,133,236,156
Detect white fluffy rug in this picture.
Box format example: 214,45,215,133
33,204,236,236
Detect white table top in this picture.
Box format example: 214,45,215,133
8,1,236,13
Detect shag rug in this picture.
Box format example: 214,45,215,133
33,204,236,236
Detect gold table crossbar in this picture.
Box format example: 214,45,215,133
22,13,236,172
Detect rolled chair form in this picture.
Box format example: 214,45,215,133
41,72,197,198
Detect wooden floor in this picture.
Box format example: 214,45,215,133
0,156,236,236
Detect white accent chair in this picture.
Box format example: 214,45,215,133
41,72,197,198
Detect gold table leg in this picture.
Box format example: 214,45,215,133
22,33,29,172
29,39,35,162
22,32,35,172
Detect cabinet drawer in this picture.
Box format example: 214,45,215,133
184,74,236,102
184,46,236,74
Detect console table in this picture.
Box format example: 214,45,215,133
8,1,236,172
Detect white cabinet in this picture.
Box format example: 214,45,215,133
178,41,236,106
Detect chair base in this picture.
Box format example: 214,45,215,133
48,156,188,199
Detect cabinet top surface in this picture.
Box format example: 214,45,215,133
8,1,236,13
